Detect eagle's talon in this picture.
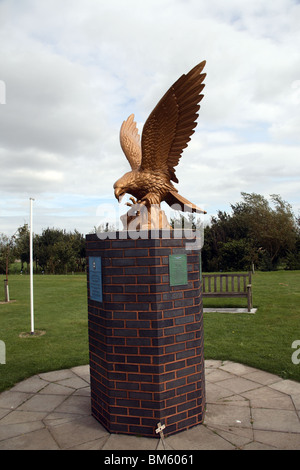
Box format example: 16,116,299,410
125,197,138,207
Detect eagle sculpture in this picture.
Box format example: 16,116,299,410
113,61,207,229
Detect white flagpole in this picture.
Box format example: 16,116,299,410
29,198,35,335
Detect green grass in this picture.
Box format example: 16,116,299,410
0,271,299,393
203,270,300,381
0,275,89,392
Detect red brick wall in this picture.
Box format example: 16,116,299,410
86,231,205,437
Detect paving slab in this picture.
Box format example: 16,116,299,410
253,430,300,450
251,408,300,433
0,419,45,442
0,391,34,410
0,410,47,425
165,423,235,450
242,370,283,386
205,403,252,428
0,427,60,450
270,379,300,396
205,359,223,369
38,382,76,396
206,424,253,448
39,369,75,382
205,381,237,402
43,411,89,427
0,360,299,450
242,440,277,450
205,368,233,383
71,365,90,382
73,386,91,397
48,415,108,449
0,409,10,420
216,376,262,394
55,376,90,390
242,386,296,410
17,393,67,413
53,395,91,415
68,435,110,450
10,376,48,394
102,433,158,451
219,361,259,376
292,393,300,411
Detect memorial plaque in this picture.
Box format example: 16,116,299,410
169,254,188,286
89,256,103,302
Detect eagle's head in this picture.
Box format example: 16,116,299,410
113,171,135,202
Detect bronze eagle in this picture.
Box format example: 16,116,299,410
114,61,207,228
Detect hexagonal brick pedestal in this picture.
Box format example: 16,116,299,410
86,231,205,437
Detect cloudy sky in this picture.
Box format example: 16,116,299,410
1,0,300,236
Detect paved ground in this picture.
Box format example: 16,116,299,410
203,308,257,314
0,360,299,450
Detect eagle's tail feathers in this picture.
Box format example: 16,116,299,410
165,190,207,214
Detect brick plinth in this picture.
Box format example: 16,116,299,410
86,231,205,437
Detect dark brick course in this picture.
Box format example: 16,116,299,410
86,231,205,438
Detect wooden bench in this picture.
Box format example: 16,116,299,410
202,272,253,312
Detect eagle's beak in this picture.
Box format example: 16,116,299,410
114,187,125,202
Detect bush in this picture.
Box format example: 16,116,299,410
218,239,252,271
285,251,300,270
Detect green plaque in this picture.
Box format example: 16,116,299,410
169,254,188,286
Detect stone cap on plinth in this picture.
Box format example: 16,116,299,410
87,228,203,252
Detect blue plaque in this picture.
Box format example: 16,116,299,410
89,256,103,302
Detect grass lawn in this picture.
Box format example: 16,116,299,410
0,271,299,393
0,275,89,393
203,270,300,382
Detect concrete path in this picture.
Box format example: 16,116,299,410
0,360,299,450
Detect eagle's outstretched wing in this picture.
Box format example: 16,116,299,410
119,114,142,170
141,61,206,183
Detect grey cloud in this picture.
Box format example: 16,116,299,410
1,0,300,235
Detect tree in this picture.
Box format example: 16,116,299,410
285,214,300,270
235,193,297,269
202,193,298,272
0,233,16,301
68,230,86,272
14,224,30,272
35,228,65,273
218,239,253,272
35,228,86,274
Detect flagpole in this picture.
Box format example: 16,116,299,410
29,198,35,335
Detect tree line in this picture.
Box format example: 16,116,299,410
201,193,300,272
0,227,86,275
0,192,299,275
